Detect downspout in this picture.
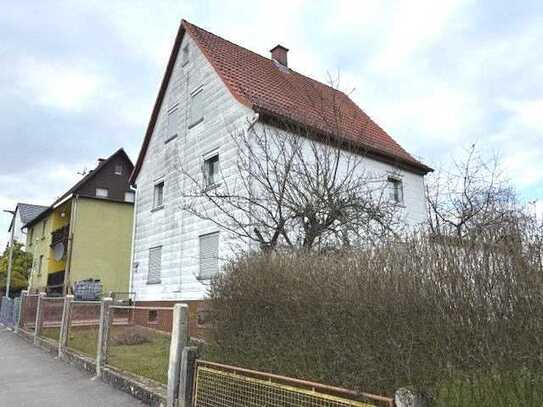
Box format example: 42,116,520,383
128,186,138,300
63,195,79,295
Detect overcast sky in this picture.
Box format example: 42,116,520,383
1,0,542,248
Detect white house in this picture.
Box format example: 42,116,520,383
128,20,432,332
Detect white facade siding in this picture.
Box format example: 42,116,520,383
132,32,251,302
131,31,427,302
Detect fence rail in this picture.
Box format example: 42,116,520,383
10,293,399,407
193,360,394,407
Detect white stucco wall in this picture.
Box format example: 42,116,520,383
131,31,427,302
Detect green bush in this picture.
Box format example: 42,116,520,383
206,223,543,403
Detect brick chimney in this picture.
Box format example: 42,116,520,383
270,44,289,67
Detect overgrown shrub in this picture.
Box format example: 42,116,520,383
206,219,543,404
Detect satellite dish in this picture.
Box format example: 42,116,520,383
53,242,65,261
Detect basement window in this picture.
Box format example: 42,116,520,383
148,310,158,324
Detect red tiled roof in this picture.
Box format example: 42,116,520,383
131,20,430,183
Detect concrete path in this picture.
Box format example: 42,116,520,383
0,327,144,406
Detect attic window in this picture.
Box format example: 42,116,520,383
189,87,204,128
114,165,123,175
181,44,190,66
96,188,109,198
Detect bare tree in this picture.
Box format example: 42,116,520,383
181,116,405,251
426,144,518,239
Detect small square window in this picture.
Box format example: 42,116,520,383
114,165,123,175
96,188,109,198
388,177,403,204
148,310,158,323
189,88,204,128
153,182,164,208
124,191,135,203
204,154,219,187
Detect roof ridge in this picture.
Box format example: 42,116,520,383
182,19,346,96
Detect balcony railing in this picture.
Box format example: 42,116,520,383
50,225,69,248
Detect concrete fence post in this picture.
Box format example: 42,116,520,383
58,294,74,358
34,292,47,345
15,290,28,333
395,387,431,407
178,346,198,407
96,297,113,378
166,303,189,407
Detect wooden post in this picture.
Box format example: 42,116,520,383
166,304,189,407
15,290,27,333
34,292,46,345
58,294,74,358
96,297,113,378
178,346,198,407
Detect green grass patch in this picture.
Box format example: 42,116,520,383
42,325,170,385
108,326,171,384
41,327,60,342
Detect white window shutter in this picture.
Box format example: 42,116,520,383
148,246,162,284
199,232,219,280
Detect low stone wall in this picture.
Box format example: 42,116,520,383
15,329,166,406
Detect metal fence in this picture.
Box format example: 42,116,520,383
106,305,173,384
66,300,101,356
192,361,394,407
20,293,40,332
0,296,21,327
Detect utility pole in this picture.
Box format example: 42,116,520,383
3,209,16,298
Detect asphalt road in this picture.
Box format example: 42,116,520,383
0,327,144,406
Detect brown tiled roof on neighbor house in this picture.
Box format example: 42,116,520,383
131,20,431,183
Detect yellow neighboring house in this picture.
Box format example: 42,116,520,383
25,148,135,297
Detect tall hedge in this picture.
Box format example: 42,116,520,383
206,223,543,404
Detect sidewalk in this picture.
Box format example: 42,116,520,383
0,327,144,406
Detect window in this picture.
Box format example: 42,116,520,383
199,232,219,280
388,177,404,204
153,182,164,208
181,44,189,66
148,310,158,323
96,188,109,198
147,246,162,284
41,220,47,238
38,255,44,275
189,88,204,128
204,154,219,187
124,191,135,203
114,165,123,175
